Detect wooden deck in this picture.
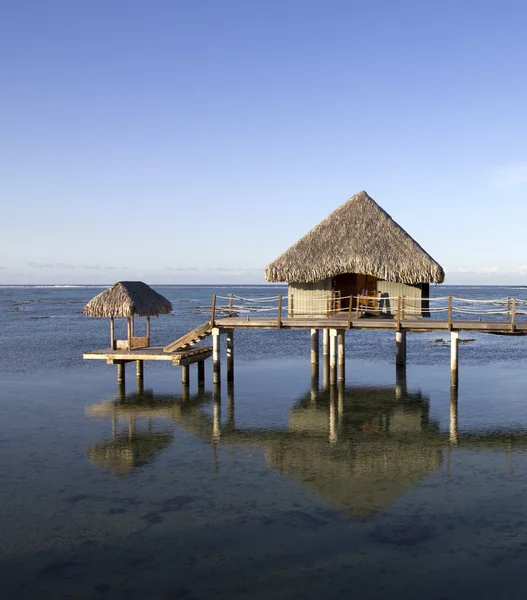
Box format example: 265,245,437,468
215,315,527,334
83,345,212,366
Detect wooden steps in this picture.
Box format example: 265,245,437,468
163,322,212,353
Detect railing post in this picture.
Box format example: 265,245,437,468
402,296,405,320
291,293,294,317
355,295,360,319
347,298,353,329
447,296,452,331
211,294,216,328
228,293,233,316
397,296,401,330
277,295,282,328
507,297,511,322
511,298,516,333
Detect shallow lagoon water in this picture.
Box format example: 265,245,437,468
1,285,527,599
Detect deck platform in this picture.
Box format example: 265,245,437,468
83,345,212,365
214,315,527,334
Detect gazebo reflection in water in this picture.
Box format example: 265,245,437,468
85,372,461,518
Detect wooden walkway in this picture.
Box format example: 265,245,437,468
214,315,527,334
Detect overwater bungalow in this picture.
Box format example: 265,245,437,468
84,281,172,350
265,190,445,317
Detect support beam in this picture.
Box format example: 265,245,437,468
322,353,329,391
181,364,190,386
329,329,337,386
197,359,205,387
136,360,144,379
310,329,320,365
226,329,234,383
117,361,125,385
451,331,459,387
323,329,329,356
337,330,345,382
395,330,407,366
212,327,221,385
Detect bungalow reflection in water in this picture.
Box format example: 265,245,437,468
86,382,445,518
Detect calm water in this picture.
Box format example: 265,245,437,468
1,284,527,599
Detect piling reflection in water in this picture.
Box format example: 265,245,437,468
85,373,527,517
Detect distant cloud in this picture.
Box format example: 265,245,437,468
28,262,76,269
0,266,8,270
446,266,501,275
491,162,527,189
165,267,198,272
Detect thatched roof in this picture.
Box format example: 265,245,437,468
84,281,172,318
265,190,444,284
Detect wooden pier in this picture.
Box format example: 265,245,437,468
83,346,212,386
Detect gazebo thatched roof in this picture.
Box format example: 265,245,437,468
265,190,444,284
84,281,172,318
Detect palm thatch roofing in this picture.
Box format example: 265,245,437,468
265,190,444,284
84,281,172,318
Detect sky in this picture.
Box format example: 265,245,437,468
1,0,527,285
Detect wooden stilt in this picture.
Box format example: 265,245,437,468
197,359,205,386
323,329,329,356
182,381,189,402
337,330,345,382
310,363,319,405
117,382,126,401
395,330,406,366
310,329,320,365
226,329,234,383
329,329,337,385
181,364,189,385
136,360,144,379
117,361,125,385
451,331,459,387
212,327,221,385
136,376,144,396
322,353,329,391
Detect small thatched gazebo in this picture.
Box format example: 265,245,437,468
265,190,444,317
84,281,172,350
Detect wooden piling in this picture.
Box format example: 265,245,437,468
226,329,234,383
136,360,144,379
337,330,345,382
117,361,125,385
197,359,205,386
395,330,406,366
212,327,221,384
451,331,459,387
181,364,189,386
395,364,407,400
329,329,337,385
310,329,319,365
323,329,329,356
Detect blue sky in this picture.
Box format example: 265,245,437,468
1,0,526,285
